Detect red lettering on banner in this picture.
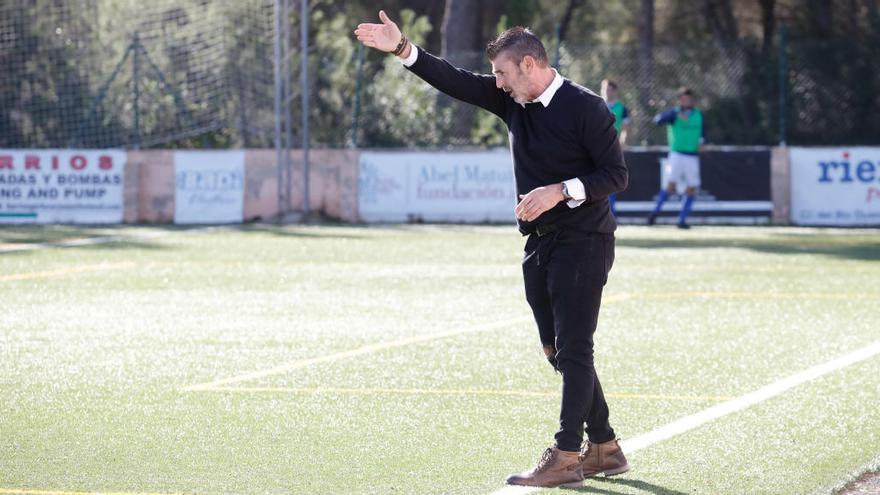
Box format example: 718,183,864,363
867,187,880,203
0,155,12,170
52,155,60,170
99,155,113,170
25,155,40,170
70,155,87,170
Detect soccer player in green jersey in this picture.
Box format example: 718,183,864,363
648,86,704,228
601,79,629,217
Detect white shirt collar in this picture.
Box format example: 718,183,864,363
522,69,564,108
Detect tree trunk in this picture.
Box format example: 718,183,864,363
846,0,858,36
870,0,880,26
557,0,583,45
703,0,738,50
637,0,654,144
757,0,775,55
704,0,753,140
811,0,833,36
441,0,481,61
441,0,482,144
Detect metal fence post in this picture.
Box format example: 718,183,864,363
351,43,364,148
778,23,787,146
282,0,293,216
300,0,310,215
553,23,561,69
132,31,141,150
273,0,285,218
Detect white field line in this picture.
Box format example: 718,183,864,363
489,341,880,495
181,316,533,392
0,226,226,253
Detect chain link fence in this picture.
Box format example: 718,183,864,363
1,2,878,150
0,0,275,149
352,35,879,148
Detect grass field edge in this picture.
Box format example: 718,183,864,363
815,454,880,495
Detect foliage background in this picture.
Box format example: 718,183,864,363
0,0,878,149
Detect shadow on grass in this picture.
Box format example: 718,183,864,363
240,223,370,240
617,233,880,262
0,224,225,243
0,223,374,253
569,476,691,495
0,225,196,254
0,225,118,244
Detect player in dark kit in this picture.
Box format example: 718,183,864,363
355,11,630,488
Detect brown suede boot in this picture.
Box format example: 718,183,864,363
580,439,630,477
505,447,584,488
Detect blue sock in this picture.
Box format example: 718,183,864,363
651,190,668,216
678,195,694,224
609,193,616,216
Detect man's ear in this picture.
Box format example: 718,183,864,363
521,55,535,72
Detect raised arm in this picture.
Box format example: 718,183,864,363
354,10,507,118
619,105,631,146
654,109,677,126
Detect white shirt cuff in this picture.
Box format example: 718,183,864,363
400,44,419,67
563,178,586,208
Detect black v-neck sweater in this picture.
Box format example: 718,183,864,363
405,46,628,234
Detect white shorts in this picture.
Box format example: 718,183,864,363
661,152,701,191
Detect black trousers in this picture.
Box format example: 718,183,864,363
522,228,616,452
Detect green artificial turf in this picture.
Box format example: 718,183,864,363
1,224,878,495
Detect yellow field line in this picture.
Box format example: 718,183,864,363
638,291,875,300
184,289,861,393
609,392,733,401
204,385,732,402
0,490,185,495
0,262,135,282
181,316,534,391
182,295,635,392
601,293,631,303
179,289,871,393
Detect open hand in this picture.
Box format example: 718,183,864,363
354,10,401,52
515,184,564,222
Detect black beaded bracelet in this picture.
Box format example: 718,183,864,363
393,35,408,56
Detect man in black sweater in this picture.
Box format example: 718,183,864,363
355,11,629,488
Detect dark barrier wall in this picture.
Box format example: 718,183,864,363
615,149,772,224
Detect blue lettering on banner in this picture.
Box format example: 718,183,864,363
817,151,879,184
415,162,514,201
463,164,512,183
856,161,875,182
27,188,58,199
419,165,458,183
176,170,243,191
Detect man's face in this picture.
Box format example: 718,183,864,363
492,54,529,104
678,94,694,109
602,84,618,101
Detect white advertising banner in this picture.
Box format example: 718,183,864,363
358,150,516,223
0,149,125,224
174,150,245,224
790,147,880,226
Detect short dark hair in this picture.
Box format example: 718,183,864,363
486,26,548,66
602,79,618,90
677,86,694,97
